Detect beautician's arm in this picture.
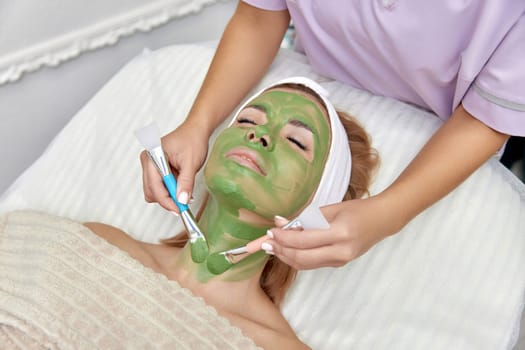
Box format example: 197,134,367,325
268,105,510,269
140,2,290,211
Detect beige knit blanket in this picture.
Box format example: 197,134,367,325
0,211,260,350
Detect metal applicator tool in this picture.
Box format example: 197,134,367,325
134,122,209,263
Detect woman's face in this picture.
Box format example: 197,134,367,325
204,87,331,220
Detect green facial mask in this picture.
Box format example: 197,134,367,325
181,89,331,281
205,89,330,233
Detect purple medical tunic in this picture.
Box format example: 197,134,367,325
243,0,525,136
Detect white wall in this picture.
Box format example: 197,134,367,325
0,1,236,195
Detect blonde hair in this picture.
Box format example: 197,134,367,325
163,86,379,306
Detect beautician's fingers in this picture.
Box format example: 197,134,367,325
267,227,339,250
139,150,178,212
161,125,209,205
268,198,401,270
274,215,289,227
265,243,351,270
170,155,201,205
273,215,303,231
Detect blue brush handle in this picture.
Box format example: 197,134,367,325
162,173,189,212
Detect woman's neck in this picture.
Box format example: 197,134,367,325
175,195,273,283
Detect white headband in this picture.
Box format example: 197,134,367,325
229,76,352,210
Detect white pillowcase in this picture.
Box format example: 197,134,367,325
1,44,524,350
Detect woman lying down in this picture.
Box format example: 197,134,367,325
0,77,378,349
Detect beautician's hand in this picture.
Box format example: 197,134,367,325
140,120,209,212
265,196,401,270
266,105,510,270
139,2,289,212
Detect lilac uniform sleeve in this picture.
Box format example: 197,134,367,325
461,14,525,136
242,0,288,11
241,1,524,136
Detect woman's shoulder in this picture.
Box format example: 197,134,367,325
83,222,165,272
251,324,309,349
226,296,310,350
232,312,310,350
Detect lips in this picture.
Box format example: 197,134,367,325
225,148,267,176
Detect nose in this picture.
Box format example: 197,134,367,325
247,129,272,149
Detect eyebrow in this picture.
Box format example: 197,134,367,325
245,105,267,113
289,119,314,134
244,105,316,134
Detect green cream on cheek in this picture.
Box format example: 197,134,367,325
245,91,330,218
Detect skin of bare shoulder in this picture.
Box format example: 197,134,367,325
225,306,310,350
83,222,164,273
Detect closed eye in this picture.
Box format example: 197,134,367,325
287,137,307,151
281,121,315,161
237,117,258,125
235,106,267,126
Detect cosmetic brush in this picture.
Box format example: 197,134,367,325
206,205,329,275
134,122,209,263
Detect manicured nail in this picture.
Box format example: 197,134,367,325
266,230,274,238
275,215,287,221
170,211,179,217
261,242,273,253
178,191,189,205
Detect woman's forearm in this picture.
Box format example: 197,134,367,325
186,2,290,137
379,104,509,233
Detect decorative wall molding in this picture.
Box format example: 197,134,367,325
0,0,225,86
